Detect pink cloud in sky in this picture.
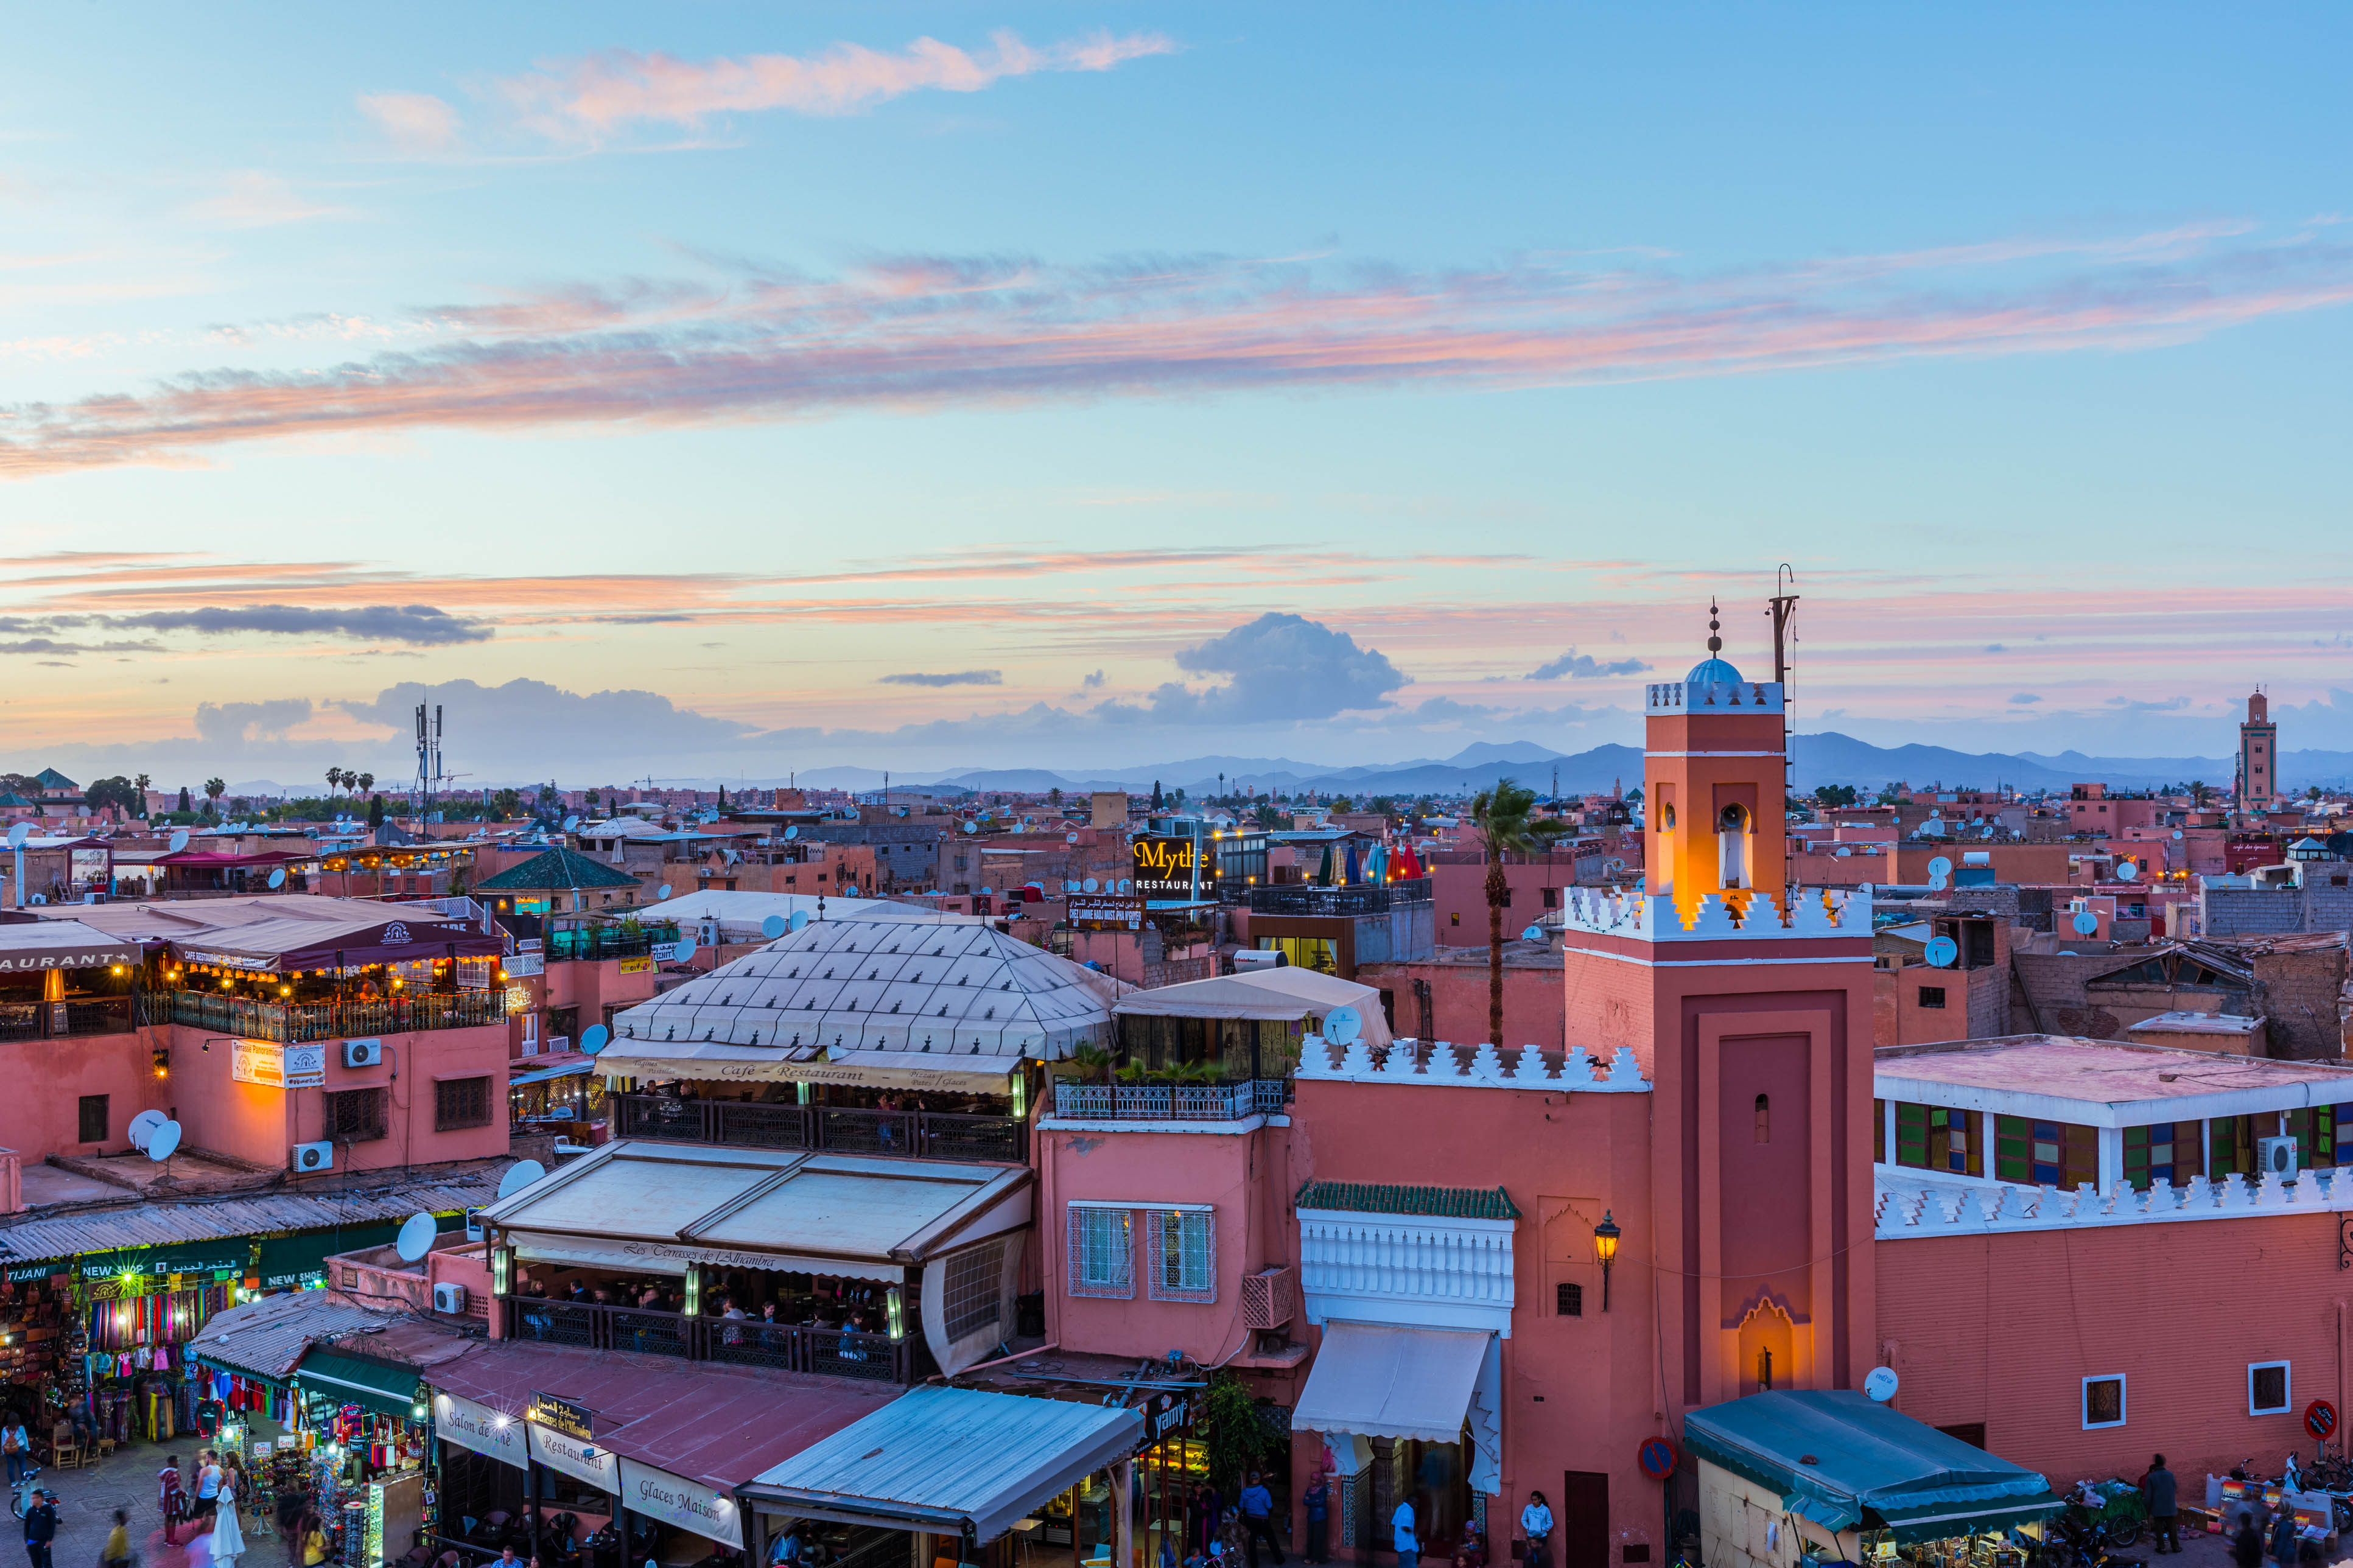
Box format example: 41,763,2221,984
493,29,1176,142
5,223,2353,474
357,92,463,156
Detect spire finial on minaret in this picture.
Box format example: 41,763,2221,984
1706,599,1722,656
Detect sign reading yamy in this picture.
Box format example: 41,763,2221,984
526,1390,593,1441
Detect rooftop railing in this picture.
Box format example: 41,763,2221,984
1051,1078,1291,1122
500,1297,914,1382
167,987,510,1042
1245,878,1431,915
610,1094,1025,1164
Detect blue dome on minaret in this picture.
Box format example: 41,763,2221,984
1685,601,1742,683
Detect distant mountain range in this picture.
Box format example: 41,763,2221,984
798,734,2353,799
200,733,2353,802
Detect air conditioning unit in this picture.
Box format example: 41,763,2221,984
342,1040,384,1068
432,1281,469,1314
697,919,720,948
1241,1265,1297,1331
2259,1136,2301,1176
291,1140,334,1173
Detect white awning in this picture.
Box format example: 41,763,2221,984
1113,967,1393,1048
745,1385,1144,1543
1290,1321,1493,1444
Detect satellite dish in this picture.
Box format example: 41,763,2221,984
2072,911,2100,936
789,911,810,933
784,825,799,840
1864,1367,1899,1404
267,867,287,889
1067,832,1079,845
1119,878,1133,893
579,1024,609,1055
563,815,580,831
2116,859,2139,881
1520,924,1545,942
4,824,27,850
1325,1006,1363,1045
961,822,977,835
395,1212,438,1263
673,936,696,962
167,829,190,853
1923,936,1959,968
496,1159,547,1200
760,914,788,939
1926,872,1949,892
146,1120,183,1162
1082,878,1099,893
656,883,673,901
1927,856,1953,878
127,1109,169,1150
2173,828,2184,841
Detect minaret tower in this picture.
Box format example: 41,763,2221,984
1557,598,1877,1410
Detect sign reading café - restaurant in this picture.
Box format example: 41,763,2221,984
231,1039,328,1090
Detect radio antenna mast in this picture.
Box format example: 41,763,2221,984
1769,565,1800,905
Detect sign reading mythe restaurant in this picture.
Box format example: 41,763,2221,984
1131,835,1218,897
527,1390,594,1441
231,1039,328,1090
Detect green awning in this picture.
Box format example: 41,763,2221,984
1686,1390,2059,1544
295,1349,421,1421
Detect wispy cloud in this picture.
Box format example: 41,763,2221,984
1526,649,1650,680
879,669,1002,687
178,171,356,229
370,29,1176,157
7,223,2351,475
0,603,488,646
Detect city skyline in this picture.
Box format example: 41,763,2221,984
5,6,2351,780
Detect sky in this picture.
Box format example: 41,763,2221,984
4,4,2352,789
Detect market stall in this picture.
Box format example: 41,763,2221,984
1684,1390,2062,1568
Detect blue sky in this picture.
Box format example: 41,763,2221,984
4,5,2351,786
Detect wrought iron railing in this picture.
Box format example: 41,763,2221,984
501,1297,913,1381
1245,879,1431,915
169,987,510,1041
1051,1079,1290,1121
0,996,136,1040
610,1096,1023,1163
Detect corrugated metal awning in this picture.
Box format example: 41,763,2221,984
745,1385,1144,1543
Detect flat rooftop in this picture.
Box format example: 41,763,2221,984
1876,1034,2353,1125
2130,1010,2264,1037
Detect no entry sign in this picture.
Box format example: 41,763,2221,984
1639,1437,1678,1480
2307,1399,2338,1442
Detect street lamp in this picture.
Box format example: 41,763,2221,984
1593,1211,1621,1311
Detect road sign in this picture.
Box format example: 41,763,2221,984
2308,1399,2338,1442
1638,1437,1677,1481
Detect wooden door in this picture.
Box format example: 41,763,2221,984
1561,1471,1610,1568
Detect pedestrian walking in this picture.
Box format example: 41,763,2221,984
102,1510,132,1568
1302,1473,1330,1565
2232,1516,2265,1568
1521,1491,1554,1568
21,1486,57,1568
160,1456,189,1545
195,1451,225,1519
1393,1497,1419,1568
1238,1472,1285,1568
0,1416,26,1493
2141,1455,2179,1555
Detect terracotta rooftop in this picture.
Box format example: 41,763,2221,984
1876,1034,2353,1105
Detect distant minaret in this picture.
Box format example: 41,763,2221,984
2239,689,2276,810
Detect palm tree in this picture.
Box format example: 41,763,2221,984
326,767,343,798
1469,778,1567,1047
204,777,226,808
356,771,374,796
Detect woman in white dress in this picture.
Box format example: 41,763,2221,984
212,1489,248,1568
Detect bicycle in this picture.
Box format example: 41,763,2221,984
8,1461,46,1521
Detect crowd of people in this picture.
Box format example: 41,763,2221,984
510,1269,897,1342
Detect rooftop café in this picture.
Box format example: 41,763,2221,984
479,1140,1034,1382
0,915,141,1040
595,917,1126,1164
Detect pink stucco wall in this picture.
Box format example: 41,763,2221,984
0,1024,166,1161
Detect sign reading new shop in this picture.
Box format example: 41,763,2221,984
1132,835,1219,897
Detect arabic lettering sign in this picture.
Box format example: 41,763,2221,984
231,1039,328,1090
619,956,653,975
1070,893,1146,930
618,1456,742,1548
526,1390,594,1441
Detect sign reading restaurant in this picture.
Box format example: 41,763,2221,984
1131,835,1219,897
